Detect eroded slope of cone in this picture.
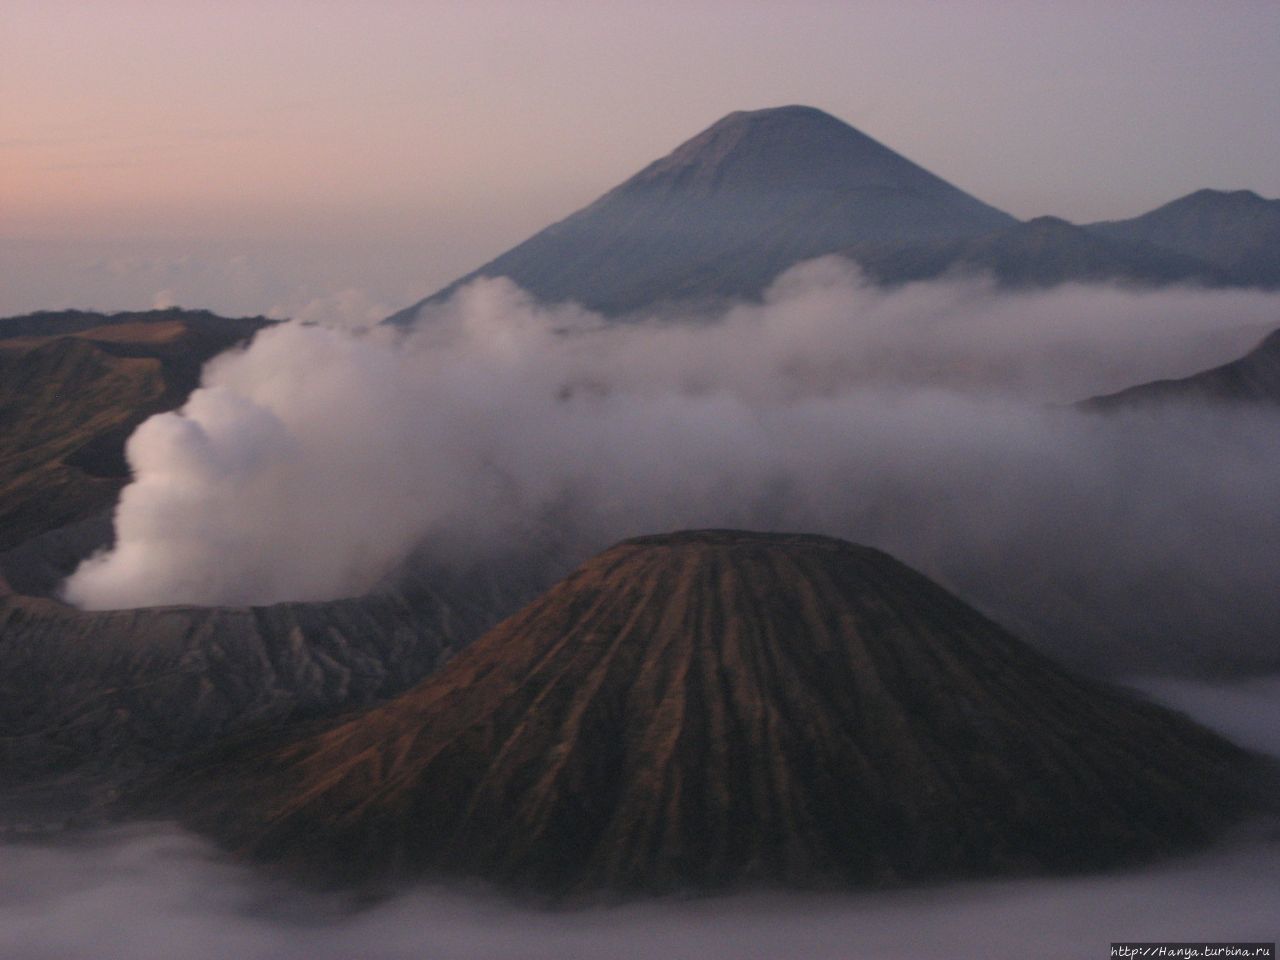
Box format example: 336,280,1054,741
176,531,1257,894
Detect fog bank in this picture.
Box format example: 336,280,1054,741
4,830,1277,960
3,676,1277,960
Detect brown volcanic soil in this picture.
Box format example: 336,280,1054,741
167,530,1258,897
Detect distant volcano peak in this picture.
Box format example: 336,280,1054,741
701,104,849,137
626,104,931,196
647,105,865,159
718,103,840,124
391,106,1015,321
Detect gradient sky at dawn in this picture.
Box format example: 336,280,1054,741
5,0,1280,319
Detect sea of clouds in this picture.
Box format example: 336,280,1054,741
3,676,1277,960
61,261,1280,674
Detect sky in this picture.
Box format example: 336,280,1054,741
4,0,1280,318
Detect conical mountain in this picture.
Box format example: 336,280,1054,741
1088,189,1280,286
389,106,1015,322
166,531,1257,896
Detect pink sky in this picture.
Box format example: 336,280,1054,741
5,0,1280,317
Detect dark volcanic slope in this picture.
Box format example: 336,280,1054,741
0,557,549,796
1088,189,1280,287
170,531,1255,896
1082,326,1280,409
389,106,1014,321
0,309,270,563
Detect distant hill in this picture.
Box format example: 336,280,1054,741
1088,189,1280,287
389,105,1015,322
159,531,1260,896
847,215,1231,288
1082,326,1280,410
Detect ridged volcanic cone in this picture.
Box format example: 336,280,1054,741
174,531,1258,895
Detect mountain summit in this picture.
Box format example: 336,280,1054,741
165,530,1256,896
390,106,1014,321
620,106,1006,226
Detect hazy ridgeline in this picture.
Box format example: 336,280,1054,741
64,261,1280,674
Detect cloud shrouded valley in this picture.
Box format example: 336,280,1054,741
62,262,1280,673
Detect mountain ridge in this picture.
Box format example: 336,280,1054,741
846,214,1232,288
390,110,1279,324
1082,326,1280,409
1087,188,1280,286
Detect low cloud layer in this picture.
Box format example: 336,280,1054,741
3,677,1278,960
4,829,1278,960
63,263,1280,672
